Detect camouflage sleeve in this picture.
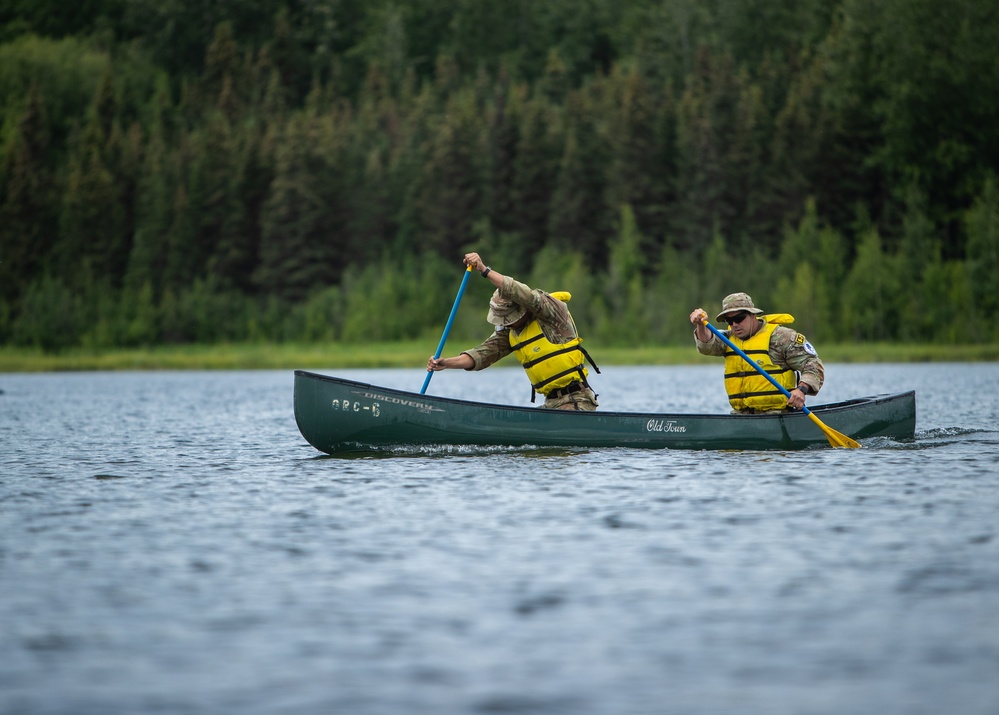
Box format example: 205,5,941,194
694,331,727,357
499,276,575,343
462,329,513,371
770,326,825,393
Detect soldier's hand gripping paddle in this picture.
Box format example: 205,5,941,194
421,265,474,395
702,320,861,448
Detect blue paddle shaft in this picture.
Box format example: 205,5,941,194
703,320,811,415
421,267,474,394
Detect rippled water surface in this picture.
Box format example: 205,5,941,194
2,364,998,715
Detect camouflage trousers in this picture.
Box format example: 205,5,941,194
543,386,599,411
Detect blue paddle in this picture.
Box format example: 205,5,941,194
421,265,474,394
702,320,860,448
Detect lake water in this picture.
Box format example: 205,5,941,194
2,363,998,715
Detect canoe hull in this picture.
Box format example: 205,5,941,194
294,370,916,454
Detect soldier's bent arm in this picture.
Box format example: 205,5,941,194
463,330,513,370
771,327,824,393
694,331,727,357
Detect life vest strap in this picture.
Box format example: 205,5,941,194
510,333,545,352
522,344,580,370
547,381,588,398
533,365,587,391
725,367,790,380
579,346,601,374
730,388,787,400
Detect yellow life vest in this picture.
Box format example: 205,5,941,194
723,314,797,412
508,291,590,397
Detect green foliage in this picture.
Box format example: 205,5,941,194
510,91,562,249
548,90,611,264
965,176,999,339
121,281,159,346
525,246,594,336
340,252,455,342
57,109,128,288
604,65,674,247
772,199,848,341
596,205,647,345
417,86,485,255
11,275,82,351
294,286,342,342
256,113,338,301
842,228,901,342
1,0,998,353
0,83,57,304
894,183,943,342
866,0,999,225
0,35,108,146
647,238,699,344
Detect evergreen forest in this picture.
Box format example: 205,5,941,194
2,0,998,352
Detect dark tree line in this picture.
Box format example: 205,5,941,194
1,0,998,351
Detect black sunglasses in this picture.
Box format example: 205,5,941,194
724,312,751,325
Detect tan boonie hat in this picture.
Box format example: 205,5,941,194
715,292,764,321
486,290,527,326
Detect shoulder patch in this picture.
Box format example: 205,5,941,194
795,333,805,345
802,339,817,356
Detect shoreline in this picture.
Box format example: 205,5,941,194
2,341,998,373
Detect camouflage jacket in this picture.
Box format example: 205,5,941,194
694,322,825,393
463,276,577,371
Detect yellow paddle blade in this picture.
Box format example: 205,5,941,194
808,412,862,449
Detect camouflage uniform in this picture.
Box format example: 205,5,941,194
462,276,598,411
695,323,825,410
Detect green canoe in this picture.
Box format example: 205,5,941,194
294,370,916,454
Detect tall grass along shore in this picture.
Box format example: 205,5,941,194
1,342,997,373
